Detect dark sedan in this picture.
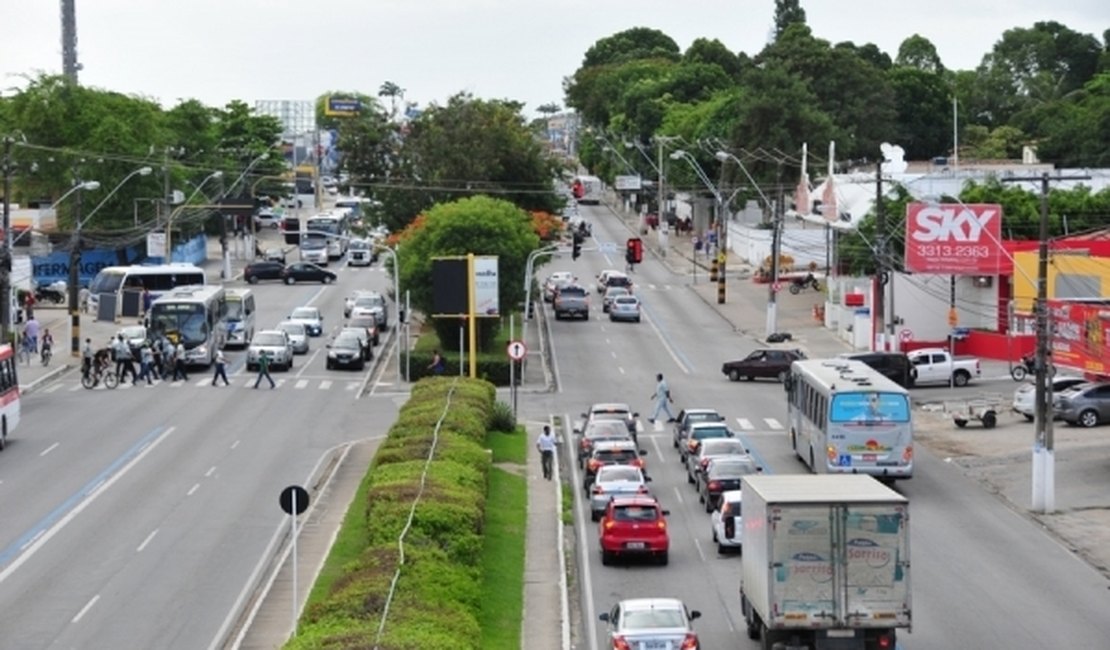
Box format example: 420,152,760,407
698,456,760,512
282,262,337,285
326,332,365,370
721,348,805,382
244,260,285,284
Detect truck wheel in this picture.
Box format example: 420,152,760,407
982,412,997,429
953,370,970,387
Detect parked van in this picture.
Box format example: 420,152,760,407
224,288,256,348
839,351,917,388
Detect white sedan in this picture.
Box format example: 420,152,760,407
710,489,743,553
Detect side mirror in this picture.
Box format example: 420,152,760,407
689,610,702,621
639,449,648,456
598,613,611,623
573,425,583,435
644,476,653,482
661,509,671,516
580,412,588,419
632,412,640,418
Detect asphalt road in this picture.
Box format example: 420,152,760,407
548,205,1110,650
0,253,399,649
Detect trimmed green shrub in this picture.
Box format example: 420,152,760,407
487,400,516,432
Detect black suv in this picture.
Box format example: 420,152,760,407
841,352,917,388
244,260,286,284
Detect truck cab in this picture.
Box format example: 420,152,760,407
906,348,980,387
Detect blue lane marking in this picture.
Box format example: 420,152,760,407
0,425,169,568
635,294,697,374
733,430,775,475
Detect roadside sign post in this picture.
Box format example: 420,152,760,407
279,485,310,637
507,339,527,418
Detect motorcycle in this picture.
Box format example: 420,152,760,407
34,281,68,305
1010,354,1034,381
788,274,821,295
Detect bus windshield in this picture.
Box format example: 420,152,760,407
225,300,246,320
831,393,910,423
150,303,209,346
89,271,125,294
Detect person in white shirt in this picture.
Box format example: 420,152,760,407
536,425,557,480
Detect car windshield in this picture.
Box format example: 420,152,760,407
685,412,721,427
278,323,305,336
613,505,659,522
301,239,326,250
291,308,319,320
559,286,587,297
253,333,285,347
334,335,361,349
341,328,366,340
623,608,686,630
350,241,369,250
608,276,632,288
598,466,641,482
584,423,629,440
614,297,638,306
605,287,630,297
692,426,730,440
710,459,758,477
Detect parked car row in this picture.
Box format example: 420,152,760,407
244,260,337,285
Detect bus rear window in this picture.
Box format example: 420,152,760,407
830,392,910,423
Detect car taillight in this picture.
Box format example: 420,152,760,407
592,484,604,494
902,444,913,464
580,439,590,450
603,519,615,530
681,633,698,649
612,636,632,650
687,440,697,452
708,481,720,491
630,458,644,468
637,485,649,494
588,459,602,472
876,633,894,649
700,458,710,469
657,519,667,530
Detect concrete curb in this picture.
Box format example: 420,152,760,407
19,363,74,395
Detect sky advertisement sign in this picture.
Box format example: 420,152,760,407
904,203,1004,274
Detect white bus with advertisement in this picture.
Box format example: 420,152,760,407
785,358,914,481
87,264,206,318
148,285,227,367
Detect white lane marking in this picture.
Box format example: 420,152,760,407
610,351,617,358
69,384,82,392
671,485,685,505
765,418,784,430
186,483,200,496
136,529,158,553
71,594,100,623
346,382,359,391
194,379,209,387
295,379,309,389
643,308,691,375
40,443,59,457
565,412,600,650
20,530,45,551
694,537,706,563
735,418,754,430
205,466,216,478
43,384,64,394
618,367,626,375
230,440,240,450
319,380,332,390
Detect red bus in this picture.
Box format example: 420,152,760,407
0,344,20,450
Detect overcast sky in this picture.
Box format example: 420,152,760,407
1,1,1107,118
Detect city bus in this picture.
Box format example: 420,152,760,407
148,285,227,367
87,264,206,317
785,358,913,480
0,344,20,451
306,212,350,259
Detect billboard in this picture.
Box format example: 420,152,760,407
325,97,361,117
614,175,642,191
904,203,1004,274
431,256,499,317
1048,300,1110,376
474,256,499,316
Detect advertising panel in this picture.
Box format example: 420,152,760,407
325,97,361,117
614,175,642,191
1048,300,1110,376
904,203,1004,274
474,256,499,317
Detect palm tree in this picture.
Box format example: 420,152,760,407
379,81,405,119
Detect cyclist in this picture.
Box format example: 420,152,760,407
82,338,94,380
40,328,54,365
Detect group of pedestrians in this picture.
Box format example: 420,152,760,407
83,334,190,386
18,316,53,365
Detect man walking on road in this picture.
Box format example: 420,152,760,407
648,372,676,424
212,349,230,386
536,425,557,480
254,350,275,389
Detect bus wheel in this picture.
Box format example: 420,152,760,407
790,430,797,451
809,447,815,469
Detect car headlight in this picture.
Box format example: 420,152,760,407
195,345,207,356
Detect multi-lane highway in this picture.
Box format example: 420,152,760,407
0,253,398,649
533,204,1110,649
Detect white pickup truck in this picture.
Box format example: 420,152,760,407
906,348,981,387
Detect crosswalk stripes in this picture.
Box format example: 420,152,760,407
51,375,365,393
734,416,784,431
319,380,332,390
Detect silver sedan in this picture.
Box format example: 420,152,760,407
608,295,641,323
275,320,310,354
589,465,650,521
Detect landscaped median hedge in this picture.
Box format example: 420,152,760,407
286,377,496,650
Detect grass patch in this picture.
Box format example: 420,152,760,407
486,424,528,464
561,482,574,525
478,466,527,649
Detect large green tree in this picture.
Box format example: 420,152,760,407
772,0,807,41
896,34,945,73
888,67,952,159
581,27,680,68
397,195,540,349
1023,72,1110,166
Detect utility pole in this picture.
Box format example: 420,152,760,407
656,139,665,257
874,161,886,351
68,183,83,356
216,173,229,279
161,148,171,226
766,189,783,338
1,136,13,343
1002,171,1089,513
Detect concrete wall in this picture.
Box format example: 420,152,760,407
889,273,998,341
726,222,829,271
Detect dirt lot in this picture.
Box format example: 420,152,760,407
915,401,1110,577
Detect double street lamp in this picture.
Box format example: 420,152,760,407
165,170,223,263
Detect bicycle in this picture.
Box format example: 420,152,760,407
81,360,119,390
41,345,52,367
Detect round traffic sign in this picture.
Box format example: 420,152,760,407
279,485,310,515
899,328,913,342
507,340,527,361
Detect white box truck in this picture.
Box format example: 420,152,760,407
740,474,911,650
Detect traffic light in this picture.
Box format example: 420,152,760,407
572,232,583,260
626,237,643,265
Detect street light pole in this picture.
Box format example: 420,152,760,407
376,244,404,383
1,136,14,342
58,179,103,355
167,170,223,263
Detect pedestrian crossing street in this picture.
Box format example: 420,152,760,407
42,375,367,394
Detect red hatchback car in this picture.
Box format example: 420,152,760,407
598,496,671,566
